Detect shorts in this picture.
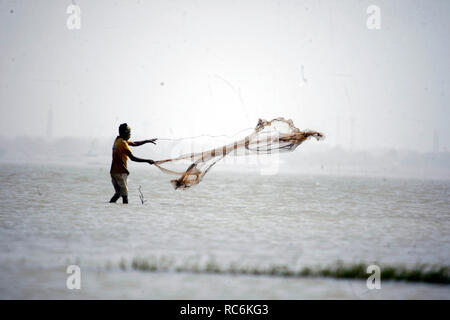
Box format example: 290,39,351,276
111,173,128,196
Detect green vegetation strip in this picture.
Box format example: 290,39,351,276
127,258,450,285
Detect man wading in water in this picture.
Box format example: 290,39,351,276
110,123,156,204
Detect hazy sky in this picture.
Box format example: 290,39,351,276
0,0,449,152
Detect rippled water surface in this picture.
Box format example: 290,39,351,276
0,163,449,299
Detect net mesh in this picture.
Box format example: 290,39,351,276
154,117,324,189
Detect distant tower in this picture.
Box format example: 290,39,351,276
350,117,355,151
46,108,53,139
433,130,439,153
335,115,340,147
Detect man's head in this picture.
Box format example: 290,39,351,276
119,123,131,140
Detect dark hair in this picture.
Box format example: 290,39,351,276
119,123,131,139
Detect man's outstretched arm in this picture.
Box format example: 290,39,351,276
128,139,157,147
125,150,154,164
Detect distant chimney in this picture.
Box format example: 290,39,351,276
433,130,439,153
46,109,53,139
335,115,340,147
350,117,355,151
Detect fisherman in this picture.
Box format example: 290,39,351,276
109,123,156,204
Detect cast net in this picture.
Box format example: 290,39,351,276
154,117,324,189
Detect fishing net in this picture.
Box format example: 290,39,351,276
154,117,324,189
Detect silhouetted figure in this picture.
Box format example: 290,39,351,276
110,123,156,204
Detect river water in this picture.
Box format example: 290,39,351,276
0,163,449,299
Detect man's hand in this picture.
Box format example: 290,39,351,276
147,138,157,145
126,150,156,165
